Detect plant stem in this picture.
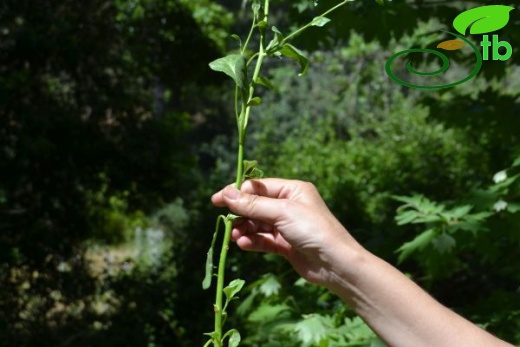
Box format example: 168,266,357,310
213,218,233,347
212,3,270,345
282,0,350,45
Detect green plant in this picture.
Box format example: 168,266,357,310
201,1,350,346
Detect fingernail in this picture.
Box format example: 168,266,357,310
223,187,240,200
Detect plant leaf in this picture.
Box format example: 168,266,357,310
453,5,514,35
247,168,264,179
223,279,245,303
248,303,291,322
255,76,275,90
247,97,262,107
513,156,520,167
266,26,285,52
396,228,437,263
202,215,225,289
279,43,309,76
294,314,331,346
311,16,331,27
227,329,241,347
230,34,242,49
209,54,247,89
259,274,281,297
432,233,456,254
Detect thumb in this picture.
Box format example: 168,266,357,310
222,186,286,224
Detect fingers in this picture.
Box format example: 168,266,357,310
211,178,303,207
233,230,291,256
213,185,291,224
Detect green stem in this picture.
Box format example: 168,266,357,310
212,2,270,346
282,0,349,45
213,219,234,347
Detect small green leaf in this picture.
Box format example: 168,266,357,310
246,168,264,179
230,34,242,49
432,233,456,254
259,274,281,297
202,215,225,289
266,26,285,52
202,247,214,290
513,156,520,167
311,16,331,27
294,314,330,346
225,329,241,347
396,229,437,263
248,303,291,322
448,205,473,219
255,76,275,90
453,5,514,35
209,54,247,89
226,213,242,222
395,210,420,225
247,97,262,107
257,20,267,30
375,0,384,5
252,1,261,19
223,279,245,303
243,160,258,173
279,43,309,76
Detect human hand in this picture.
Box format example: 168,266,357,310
211,178,362,286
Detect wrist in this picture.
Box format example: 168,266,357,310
321,232,371,298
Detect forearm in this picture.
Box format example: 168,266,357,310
326,244,514,347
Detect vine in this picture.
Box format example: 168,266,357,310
201,1,350,346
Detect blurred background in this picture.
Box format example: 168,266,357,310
1,0,519,346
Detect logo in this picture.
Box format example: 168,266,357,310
386,5,515,89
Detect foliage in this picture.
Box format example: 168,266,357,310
0,0,222,345
232,270,384,347
392,157,520,342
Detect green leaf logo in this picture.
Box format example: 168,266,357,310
453,5,514,35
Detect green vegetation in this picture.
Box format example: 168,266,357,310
0,0,519,346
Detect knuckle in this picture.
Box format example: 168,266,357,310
245,193,258,213
300,180,318,194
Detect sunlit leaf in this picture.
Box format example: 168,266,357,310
311,16,331,27
279,43,309,76
225,329,241,347
294,314,331,346
209,54,247,89
248,303,291,322
202,216,225,289
447,205,473,219
259,274,281,297
266,26,285,52
223,279,245,303
247,97,262,107
453,5,514,35
397,228,437,263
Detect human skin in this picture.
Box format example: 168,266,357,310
211,178,515,347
